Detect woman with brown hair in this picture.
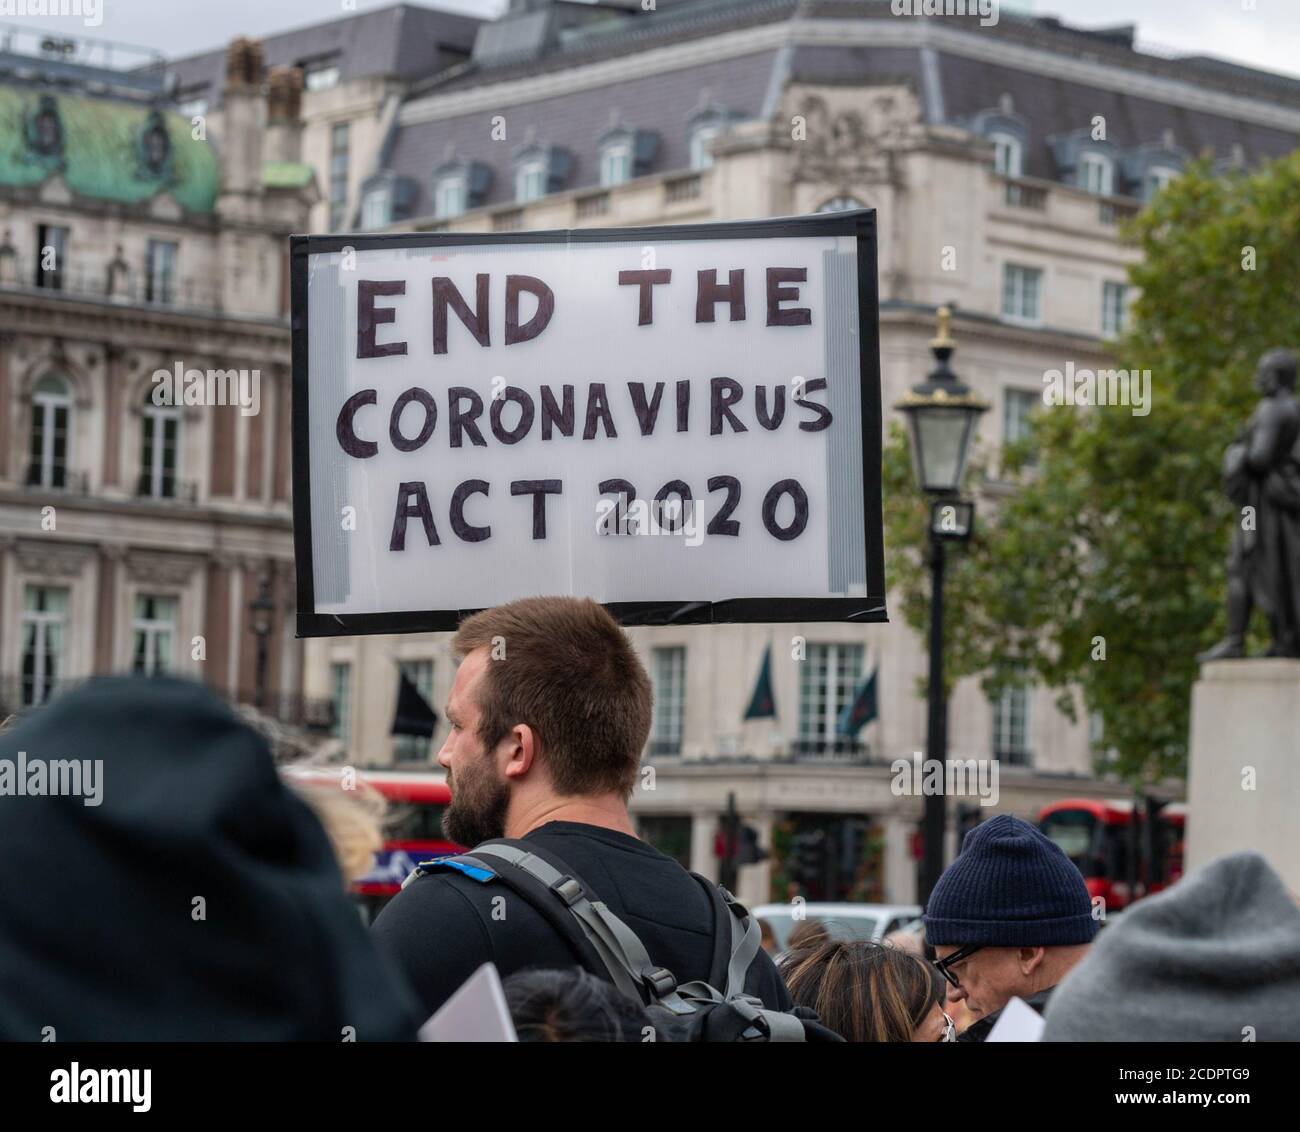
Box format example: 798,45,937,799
780,939,955,1042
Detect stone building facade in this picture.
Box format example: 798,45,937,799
0,37,316,724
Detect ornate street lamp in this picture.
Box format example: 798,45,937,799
895,307,988,904
249,575,275,712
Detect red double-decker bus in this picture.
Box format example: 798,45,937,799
287,768,461,922
1037,798,1185,912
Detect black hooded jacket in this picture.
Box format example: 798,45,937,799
0,676,420,1041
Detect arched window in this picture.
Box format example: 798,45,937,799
140,387,180,499
29,374,71,488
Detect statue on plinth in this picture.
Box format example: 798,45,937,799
1201,349,1300,660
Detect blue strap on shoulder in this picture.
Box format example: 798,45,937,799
401,853,498,889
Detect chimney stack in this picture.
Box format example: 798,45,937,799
221,37,265,198
265,65,304,164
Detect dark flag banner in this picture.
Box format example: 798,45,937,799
390,669,438,738
837,666,878,737
743,644,777,720
291,211,886,636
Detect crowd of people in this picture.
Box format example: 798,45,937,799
1,595,1297,1042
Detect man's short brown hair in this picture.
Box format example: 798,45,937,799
452,596,652,797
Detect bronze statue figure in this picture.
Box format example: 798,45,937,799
1201,349,1300,660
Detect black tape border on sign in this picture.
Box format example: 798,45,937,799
290,210,886,638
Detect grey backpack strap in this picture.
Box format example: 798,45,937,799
723,894,763,1000
470,843,696,1015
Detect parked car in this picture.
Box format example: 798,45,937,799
750,901,923,961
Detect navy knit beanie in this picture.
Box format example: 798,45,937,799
924,814,1099,947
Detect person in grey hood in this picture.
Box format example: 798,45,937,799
1043,850,1300,1041
0,676,421,1041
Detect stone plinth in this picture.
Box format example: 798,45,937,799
1187,659,1300,892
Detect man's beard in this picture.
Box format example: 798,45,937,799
442,752,510,847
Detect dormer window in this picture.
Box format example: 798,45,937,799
1077,152,1114,196
432,160,491,219
601,138,632,187
436,174,467,218
597,125,658,188
359,172,418,228
687,105,735,172
1145,165,1179,198
990,132,1023,178
511,145,572,204
361,186,390,230
515,157,546,203
689,124,721,171
304,63,340,92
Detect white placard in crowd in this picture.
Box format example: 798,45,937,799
292,213,884,635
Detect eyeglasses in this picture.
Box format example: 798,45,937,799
941,1012,957,1042
933,943,984,989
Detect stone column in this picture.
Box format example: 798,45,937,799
203,555,234,696
0,333,13,483
883,813,918,906
93,546,123,673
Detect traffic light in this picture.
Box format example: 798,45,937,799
738,824,769,865
789,829,828,895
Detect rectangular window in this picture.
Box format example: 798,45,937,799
330,123,350,230
331,661,352,750
515,160,546,204
145,240,177,305
132,593,178,675
993,685,1032,765
1002,388,1039,466
991,133,1022,178
140,407,179,498
1078,153,1114,196
649,646,686,756
798,643,864,755
35,224,67,290
360,189,389,231
29,383,70,489
1102,281,1128,337
21,585,69,706
1002,263,1043,325
435,177,466,220
393,659,435,763
600,144,633,188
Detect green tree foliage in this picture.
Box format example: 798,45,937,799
884,154,1300,785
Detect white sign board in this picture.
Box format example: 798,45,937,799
292,213,884,635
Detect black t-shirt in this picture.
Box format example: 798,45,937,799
372,820,793,1017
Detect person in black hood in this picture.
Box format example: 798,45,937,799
0,676,420,1041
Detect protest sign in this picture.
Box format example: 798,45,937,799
291,212,884,636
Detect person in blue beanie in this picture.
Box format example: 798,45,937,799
923,813,1099,1042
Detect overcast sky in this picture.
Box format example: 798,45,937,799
13,0,1300,79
